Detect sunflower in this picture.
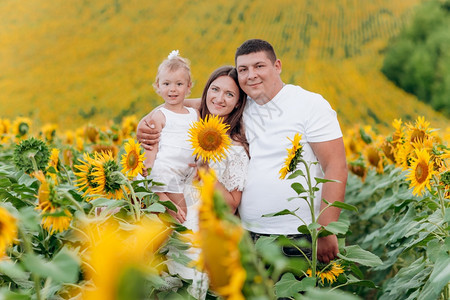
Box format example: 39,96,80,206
82,216,172,300
120,139,146,178
365,141,385,174
405,116,437,145
64,130,75,145
85,124,99,143
13,137,50,174
12,117,32,138
0,207,18,257
92,144,119,158
40,123,58,143
0,118,11,134
91,151,124,199
193,168,246,299
48,148,60,170
279,133,303,179
348,158,367,182
306,262,344,285
405,148,437,196
74,153,100,200
121,115,138,138
35,171,72,234
188,115,231,163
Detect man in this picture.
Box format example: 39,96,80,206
137,39,347,263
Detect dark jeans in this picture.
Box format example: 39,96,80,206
249,231,312,260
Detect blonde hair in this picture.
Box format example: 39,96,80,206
153,52,192,91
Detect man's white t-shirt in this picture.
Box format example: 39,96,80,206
240,84,343,234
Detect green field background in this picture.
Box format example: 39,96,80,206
1,0,448,133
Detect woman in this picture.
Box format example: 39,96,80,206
137,65,249,299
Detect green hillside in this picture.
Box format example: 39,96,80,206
0,0,448,133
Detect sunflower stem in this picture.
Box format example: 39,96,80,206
29,154,39,173
121,174,141,222
121,185,137,222
300,158,318,282
18,225,42,300
60,163,73,186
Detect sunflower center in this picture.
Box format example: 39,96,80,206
127,152,138,169
415,161,428,183
18,122,29,136
198,129,223,151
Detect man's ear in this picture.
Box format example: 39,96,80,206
275,59,282,74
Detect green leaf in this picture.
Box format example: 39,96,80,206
297,225,309,234
329,201,358,212
275,273,315,297
18,207,40,231
22,248,80,283
346,274,377,288
338,245,382,267
418,253,450,300
0,260,28,282
302,287,361,300
291,182,307,195
263,209,296,218
314,177,339,184
144,203,166,213
325,221,350,235
159,200,177,212
0,177,12,187
287,170,305,179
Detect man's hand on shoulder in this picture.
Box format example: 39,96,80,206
136,112,162,151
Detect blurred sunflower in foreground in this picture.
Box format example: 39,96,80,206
188,115,231,163
193,168,246,299
80,216,172,300
0,207,18,257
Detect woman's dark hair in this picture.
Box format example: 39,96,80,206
200,66,249,155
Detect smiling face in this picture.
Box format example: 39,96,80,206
206,75,240,120
156,67,192,109
236,51,283,104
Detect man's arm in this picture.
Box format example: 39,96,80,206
310,137,348,263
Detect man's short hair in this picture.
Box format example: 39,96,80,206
235,39,277,64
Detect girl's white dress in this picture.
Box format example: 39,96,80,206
167,144,249,299
149,106,198,193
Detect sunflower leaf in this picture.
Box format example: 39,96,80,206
275,273,315,297
291,182,307,195
287,170,305,179
338,245,382,267
22,248,79,283
314,177,339,184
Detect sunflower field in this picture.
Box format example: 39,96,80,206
0,113,448,299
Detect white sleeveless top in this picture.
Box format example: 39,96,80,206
149,106,198,193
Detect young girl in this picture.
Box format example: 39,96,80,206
144,50,198,223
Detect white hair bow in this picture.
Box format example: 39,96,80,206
168,50,180,59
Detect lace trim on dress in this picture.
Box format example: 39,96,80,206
211,145,249,192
